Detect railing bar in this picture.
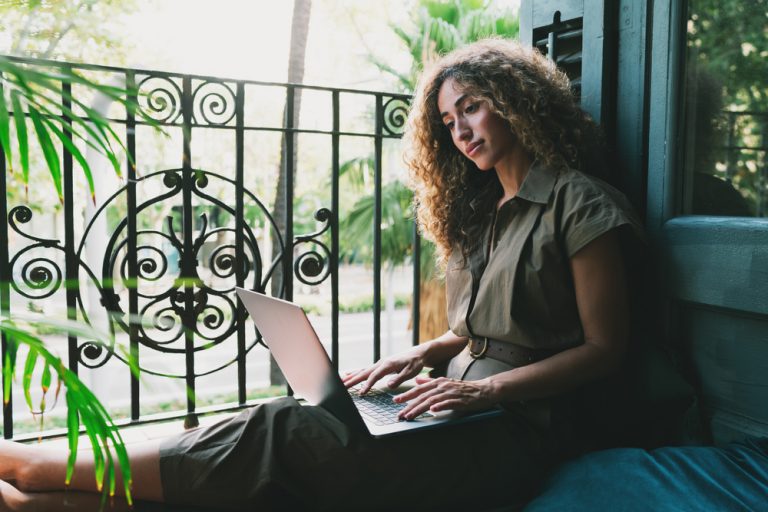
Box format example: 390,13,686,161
181,76,198,429
284,86,295,396
19,112,404,139
715,146,767,152
547,30,559,61
726,112,736,182
0,54,412,98
284,86,296,303
758,120,768,217
235,81,246,405
331,91,340,370
51,110,768,130
373,95,383,363
126,70,141,421
62,71,79,378
11,397,283,443
0,72,14,439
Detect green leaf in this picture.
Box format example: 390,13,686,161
64,391,80,486
0,84,12,170
0,322,132,502
10,90,29,185
41,361,51,392
111,432,133,505
30,97,122,177
40,116,96,202
3,351,12,404
79,406,106,491
22,347,39,411
29,107,63,201
40,362,52,411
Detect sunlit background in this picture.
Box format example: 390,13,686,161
0,0,522,433
2,0,520,87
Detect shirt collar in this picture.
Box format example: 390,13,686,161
515,160,558,205
468,177,502,212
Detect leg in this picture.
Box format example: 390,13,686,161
0,439,164,502
0,479,135,512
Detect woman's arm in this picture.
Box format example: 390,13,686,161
395,230,629,419
342,330,468,394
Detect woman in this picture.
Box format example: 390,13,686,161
0,39,641,511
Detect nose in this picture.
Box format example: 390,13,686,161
455,117,471,142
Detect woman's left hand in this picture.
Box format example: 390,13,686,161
393,376,497,421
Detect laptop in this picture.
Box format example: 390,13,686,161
235,288,503,438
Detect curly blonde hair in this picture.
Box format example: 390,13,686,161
404,38,605,267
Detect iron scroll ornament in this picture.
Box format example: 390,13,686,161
137,75,183,124
293,208,333,286
6,167,336,378
382,96,410,136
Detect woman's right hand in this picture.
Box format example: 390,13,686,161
342,331,468,394
342,346,428,395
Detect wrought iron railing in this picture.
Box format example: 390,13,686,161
0,56,417,439
718,110,768,216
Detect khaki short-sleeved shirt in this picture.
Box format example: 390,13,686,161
446,161,642,352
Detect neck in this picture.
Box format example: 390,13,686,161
494,147,532,206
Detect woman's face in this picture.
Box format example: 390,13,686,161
437,77,517,171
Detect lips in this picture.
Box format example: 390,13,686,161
466,140,483,157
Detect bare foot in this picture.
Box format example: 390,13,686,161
0,479,28,511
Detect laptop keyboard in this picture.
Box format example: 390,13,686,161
349,387,419,425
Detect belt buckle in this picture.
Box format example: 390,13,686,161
469,337,489,359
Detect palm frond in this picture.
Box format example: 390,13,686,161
0,57,161,199
0,317,134,506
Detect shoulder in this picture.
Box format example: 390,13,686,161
549,168,644,257
551,168,638,220
552,169,622,203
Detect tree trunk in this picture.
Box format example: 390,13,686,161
270,0,312,385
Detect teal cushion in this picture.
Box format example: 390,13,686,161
525,437,768,511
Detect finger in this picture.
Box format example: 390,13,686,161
400,392,452,420
393,377,442,403
361,363,399,394
397,386,448,419
342,369,365,386
386,365,417,389
428,398,467,413
342,368,372,388
414,375,434,385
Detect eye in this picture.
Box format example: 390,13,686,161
465,102,478,114
444,121,455,131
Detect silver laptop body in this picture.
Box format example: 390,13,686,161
235,288,502,438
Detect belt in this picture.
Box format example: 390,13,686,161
467,337,558,367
